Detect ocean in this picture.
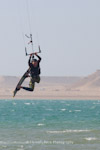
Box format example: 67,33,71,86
0,100,100,150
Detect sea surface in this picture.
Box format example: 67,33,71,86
0,99,100,150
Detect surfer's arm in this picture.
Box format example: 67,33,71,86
35,53,41,62
28,55,31,66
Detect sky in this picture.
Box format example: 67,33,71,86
0,0,100,77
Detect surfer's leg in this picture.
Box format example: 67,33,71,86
35,76,40,83
22,87,33,91
29,78,35,91
18,85,33,91
19,78,35,92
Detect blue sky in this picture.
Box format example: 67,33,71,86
0,0,100,76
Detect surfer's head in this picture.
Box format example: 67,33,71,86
32,59,38,67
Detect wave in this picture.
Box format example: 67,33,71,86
84,137,97,141
37,123,44,126
24,103,31,105
13,102,16,105
93,102,100,105
74,110,81,112
60,109,66,111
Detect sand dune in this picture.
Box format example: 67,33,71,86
0,71,100,100
71,70,100,90
0,76,81,87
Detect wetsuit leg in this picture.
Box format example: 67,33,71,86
29,78,35,91
35,76,40,83
22,87,33,91
21,78,35,92
22,76,40,92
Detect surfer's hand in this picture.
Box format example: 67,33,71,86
35,53,37,56
30,53,33,57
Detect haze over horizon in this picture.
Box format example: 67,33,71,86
0,0,100,77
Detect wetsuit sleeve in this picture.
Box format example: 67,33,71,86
36,55,41,62
28,55,31,67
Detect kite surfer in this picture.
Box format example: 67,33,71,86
18,53,41,92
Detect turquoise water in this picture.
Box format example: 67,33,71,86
0,100,100,150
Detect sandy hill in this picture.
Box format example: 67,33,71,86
71,70,100,90
1,71,100,100
0,76,20,88
40,76,82,86
0,70,100,89
0,76,82,88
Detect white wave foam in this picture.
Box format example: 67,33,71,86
47,129,90,134
69,110,72,112
24,103,31,105
61,109,66,111
13,103,16,105
93,103,100,105
37,123,44,126
66,104,70,106
85,137,97,141
74,110,81,112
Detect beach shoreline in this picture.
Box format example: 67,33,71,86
0,94,100,100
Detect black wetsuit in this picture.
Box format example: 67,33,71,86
28,55,41,77
22,54,41,91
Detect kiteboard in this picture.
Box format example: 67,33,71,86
13,68,30,97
